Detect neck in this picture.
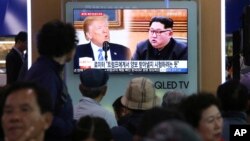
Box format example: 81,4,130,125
52,56,66,65
94,95,103,103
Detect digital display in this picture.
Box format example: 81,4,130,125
73,9,188,73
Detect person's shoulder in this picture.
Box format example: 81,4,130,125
77,43,91,48
110,43,130,52
110,42,126,48
6,49,18,59
173,38,187,49
137,39,149,47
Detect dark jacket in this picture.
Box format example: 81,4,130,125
24,56,74,141
5,48,23,84
73,42,131,70
132,38,187,60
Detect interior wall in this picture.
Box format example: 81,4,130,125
31,0,222,93
198,0,222,93
31,0,61,62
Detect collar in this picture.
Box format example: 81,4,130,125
13,47,23,57
39,56,64,73
80,96,101,105
91,42,102,53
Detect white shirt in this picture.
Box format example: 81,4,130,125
74,96,118,128
91,42,112,61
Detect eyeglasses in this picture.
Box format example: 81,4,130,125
148,29,172,36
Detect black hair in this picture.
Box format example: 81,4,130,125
145,120,202,141
73,116,112,141
217,80,249,112
149,16,174,28
179,92,221,128
37,20,78,57
1,82,53,114
15,31,27,43
112,96,124,116
137,107,185,137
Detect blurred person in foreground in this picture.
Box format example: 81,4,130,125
179,92,224,141
217,80,249,141
73,116,113,141
23,20,78,141
1,82,53,141
144,120,202,141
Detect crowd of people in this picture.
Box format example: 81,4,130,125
2,17,250,141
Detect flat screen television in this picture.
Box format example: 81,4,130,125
65,1,196,74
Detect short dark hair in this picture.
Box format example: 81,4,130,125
179,92,221,128
137,107,185,137
15,31,27,43
149,16,174,28
73,116,112,141
1,82,52,114
145,120,202,141
217,80,249,112
79,85,107,99
37,20,78,57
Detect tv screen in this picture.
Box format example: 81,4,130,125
72,8,188,73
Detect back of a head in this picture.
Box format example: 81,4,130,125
73,116,112,141
111,126,133,141
179,92,220,128
161,90,186,109
217,80,249,112
144,120,202,141
121,77,161,110
37,20,78,57
112,96,126,120
137,107,185,137
15,31,27,43
79,69,109,98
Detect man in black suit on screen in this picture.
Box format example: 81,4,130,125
132,16,187,60
74,14,131,70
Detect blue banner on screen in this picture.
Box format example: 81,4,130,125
72,8,188,74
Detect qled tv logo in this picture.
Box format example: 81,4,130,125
230,125,250,141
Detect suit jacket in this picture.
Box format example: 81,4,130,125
5,48,23,84
74,42,131,69
132,38,187,60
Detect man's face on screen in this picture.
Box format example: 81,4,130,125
87,19,110,47
148,22,173,50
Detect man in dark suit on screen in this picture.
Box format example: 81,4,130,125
74,14,131,70
132,16,187,60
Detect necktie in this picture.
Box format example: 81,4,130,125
98,48,104,61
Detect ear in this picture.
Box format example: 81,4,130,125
86,32,92,40
42,112,53,130
121,107,131,116
79,84,85,95
100,85,107,96
169,30,173,37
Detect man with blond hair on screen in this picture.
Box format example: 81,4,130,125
73,14,131,70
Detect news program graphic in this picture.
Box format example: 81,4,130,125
230,124,250,141
73,8,188,74
75,60,187,73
